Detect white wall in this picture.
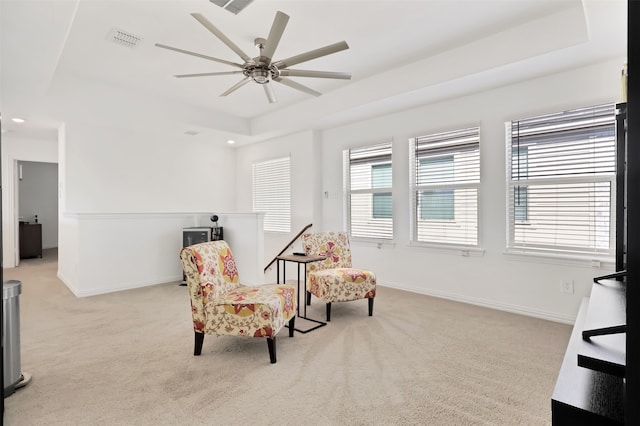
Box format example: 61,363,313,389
56,120,242,294
5,58,623,321
237,58,625,323
57,212,265,297
235,130,323,282
62,121,237,213
1,135,58,267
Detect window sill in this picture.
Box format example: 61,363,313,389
408,242,485,257
350,237,396,249
503,249,615,269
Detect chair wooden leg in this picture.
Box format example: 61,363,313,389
194,332,204,356
326,302,332,322
306,291,311,306
288,316,295,337
368,297,374,316
267,337,277,364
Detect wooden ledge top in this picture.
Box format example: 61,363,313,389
277,254,326,263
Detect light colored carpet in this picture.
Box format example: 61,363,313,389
3,249,571,425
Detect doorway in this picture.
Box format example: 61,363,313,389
16,161,59,265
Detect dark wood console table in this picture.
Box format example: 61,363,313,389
552,278,626,425
19,222,42,259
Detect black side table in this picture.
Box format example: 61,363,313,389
276,254,326,333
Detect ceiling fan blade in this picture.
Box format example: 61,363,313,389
155,43,244,68
260,11,289,64
273,41,349,69
263,83,277,104
191,13,253,63
279,69,351,80
175,71,244,78
220,77,251,96
274,77,321,97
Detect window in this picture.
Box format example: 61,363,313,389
419,156,455,220
344,142,393,239
506,103,616,258
410,127,480,246
372,164,392,218
252,156,291,232
513,147,528,222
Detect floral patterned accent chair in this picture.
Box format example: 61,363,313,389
180,240,297,364
301,232,376,321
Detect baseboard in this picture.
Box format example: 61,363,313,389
379,282,576,325
57,272,182,298
56,271,76,295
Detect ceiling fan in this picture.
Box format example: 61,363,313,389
155,11,351,104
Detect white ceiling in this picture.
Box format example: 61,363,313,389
0,0,627,145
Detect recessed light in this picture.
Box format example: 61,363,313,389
12,118,25,123
227,140,236,144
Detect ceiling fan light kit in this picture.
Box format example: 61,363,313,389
155,11,351,103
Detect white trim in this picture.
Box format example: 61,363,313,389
58,271,181,298
12,159,20,267
62,211,261,219
503,249,615,269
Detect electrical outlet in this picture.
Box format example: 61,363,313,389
561,280,574,294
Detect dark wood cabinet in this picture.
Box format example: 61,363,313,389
551,103,630,424
19,222,42,259
625,2,640,422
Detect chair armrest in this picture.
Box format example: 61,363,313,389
180,248,208,332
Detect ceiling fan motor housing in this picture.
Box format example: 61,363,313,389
245,63,280,84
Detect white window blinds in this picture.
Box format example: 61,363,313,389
344,142,393,240
506,103,616,257
252,156,291,233
410,127,480,246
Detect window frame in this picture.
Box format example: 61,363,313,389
343,141,393,241
409,126,481,248
252,155,291,233
505,103,616,260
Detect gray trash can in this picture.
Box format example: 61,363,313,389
3,280,22,397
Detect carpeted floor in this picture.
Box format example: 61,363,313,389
3,249,571,425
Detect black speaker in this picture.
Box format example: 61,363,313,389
181,227,212,286
212,226,223,241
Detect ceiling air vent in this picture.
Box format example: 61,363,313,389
209,0,254,15
107,28,142,49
